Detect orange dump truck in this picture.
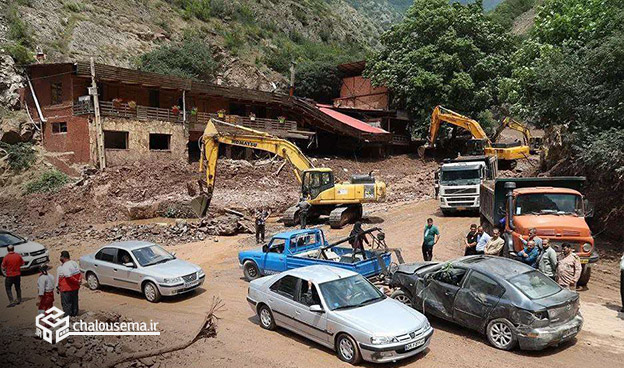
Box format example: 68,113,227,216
480,177,599,286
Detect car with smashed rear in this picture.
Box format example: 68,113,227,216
247,265,433,364
389,255,582,351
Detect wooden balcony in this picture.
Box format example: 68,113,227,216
73,100,312,139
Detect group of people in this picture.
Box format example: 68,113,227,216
1,247,82,316
462,225,583,290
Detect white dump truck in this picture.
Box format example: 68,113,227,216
435,155,497,215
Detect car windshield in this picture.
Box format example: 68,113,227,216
319,275,385,311
508,271,561,299
440,169,481,186
0,232,26,247
131,244,174,267
515,193,583,216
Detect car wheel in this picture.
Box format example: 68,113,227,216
336,334,362,365
243,261,260,281
257,304,276,330
390,289,413,308
486,319,517,350
86,272,100,290
143,281,161,303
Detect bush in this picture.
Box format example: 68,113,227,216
2,43,33,65
137,35,216,81
62,0,85,13
6,4,34,49
0,142,35,171
24,170,69,194
295,60,343,104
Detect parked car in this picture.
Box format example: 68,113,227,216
79,241,205,302
247,265,433,364
238,229,391,281
0,230,49,275
389,255,583,351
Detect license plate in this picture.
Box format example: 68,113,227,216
562,327,577,339
404,338,425,351
580,258,589,264
34,257,48,264
456,207,466,211
185,281,199,288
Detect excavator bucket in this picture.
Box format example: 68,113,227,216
417,144,431,159
191,194,211,218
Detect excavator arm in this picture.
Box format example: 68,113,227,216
192,119,313,216
427,105,490,145
493,117,532,145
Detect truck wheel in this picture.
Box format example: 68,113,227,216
486,319,517,350
441,209,451,216
577,265,591,287
335,333,362,365
390,289,413,308
258,304,276,330
243,261,260,281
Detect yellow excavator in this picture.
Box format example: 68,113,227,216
190,119,387,228
419,106,530,169
493,117,543,154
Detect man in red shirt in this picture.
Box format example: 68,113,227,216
56,250,81,316
2,245,24,307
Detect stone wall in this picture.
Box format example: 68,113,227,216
95,117,187,166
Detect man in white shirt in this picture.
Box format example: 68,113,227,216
37,265,55,314
475,226,491,255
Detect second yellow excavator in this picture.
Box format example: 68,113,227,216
420,106,530,169
190,119,386,228
493,117,543,154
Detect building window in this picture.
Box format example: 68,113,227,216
149,133,171,151
51,82,63,105
51,122,67,134
149,89,160,108
104,131,129,149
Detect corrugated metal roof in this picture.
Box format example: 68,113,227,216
316,104,389,135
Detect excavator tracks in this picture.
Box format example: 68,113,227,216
329,204,363,229
281,206,299,226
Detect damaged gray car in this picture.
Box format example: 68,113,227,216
388,255,582,351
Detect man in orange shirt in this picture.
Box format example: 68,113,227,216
2,245,25,307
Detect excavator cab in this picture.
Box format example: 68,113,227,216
465,138,488,156
302,169,335,200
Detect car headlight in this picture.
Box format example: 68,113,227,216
19,252,29,257
370,336,398,345
163,277,183,284
423,319,431,330
197,270,205,278
582,243,592,252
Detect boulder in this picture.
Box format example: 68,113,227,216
0,54,24,109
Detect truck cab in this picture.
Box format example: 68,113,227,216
479,177,598,286
437,155,497,215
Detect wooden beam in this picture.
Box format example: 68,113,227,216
90,58,106,169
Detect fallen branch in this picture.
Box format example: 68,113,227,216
225,208,245,217
105,296,225,368
237,220,254,234
275,161,286,177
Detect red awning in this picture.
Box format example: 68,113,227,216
316,104,388,134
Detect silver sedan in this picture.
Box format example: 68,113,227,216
247,265,433,364
79,241,205,302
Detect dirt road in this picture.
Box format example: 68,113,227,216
2,199,623,368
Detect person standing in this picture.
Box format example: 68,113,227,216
255,207,270,244
537,238,558,279
298,199,310,229
37,265,55,314
422,218,440,261
557,243,582,290
1,245,24,307
517,240,540,268
349,222,370,260
521,228,543,250
484,228,505,256
56,251,81,317
464,224,478,256
475,226,490,255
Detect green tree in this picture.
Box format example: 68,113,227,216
137,36,216,81
295,60,344,104
365,0,515,135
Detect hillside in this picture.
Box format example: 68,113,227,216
1,0,417,91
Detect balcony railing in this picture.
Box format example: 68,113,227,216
390,134,411,146
73,100,299,135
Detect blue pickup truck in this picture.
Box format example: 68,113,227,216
238,228,391,281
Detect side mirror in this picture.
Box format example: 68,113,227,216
171,252,177,258
583,199,594,218
123,262,135,268
309,304,324,313
262,244,269,253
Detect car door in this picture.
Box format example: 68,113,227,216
267,275,300,330
293,279,329,345
112,249,142,292
421,268,467,320
93,247,118,286
453,271,505,331
260,238,287,274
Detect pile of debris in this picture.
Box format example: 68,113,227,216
84,216,253,246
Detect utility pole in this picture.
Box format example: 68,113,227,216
90,57,106,169
289,61,296,97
